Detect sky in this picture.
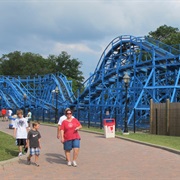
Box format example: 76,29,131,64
0,0,180,80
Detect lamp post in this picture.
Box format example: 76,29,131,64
23,94,27,117
123,73,130,134
55,86,59,123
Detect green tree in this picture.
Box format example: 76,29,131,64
48,51,84,92
0,51,84,93
0,51,54,76
148,24,180,45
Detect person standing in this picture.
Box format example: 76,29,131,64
60,108,82,167
57,108,74,161
26,121,41,167
13,109,29,156
26,109,32,128
1,108,6,121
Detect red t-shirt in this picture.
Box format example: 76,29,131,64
1,109,6,115
60,118,81,142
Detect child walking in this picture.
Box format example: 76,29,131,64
14,109,29,156
26,121,41,166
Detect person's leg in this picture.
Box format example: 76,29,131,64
72,148,79,161
23,139,28,154
72,139,80,167
27,154,32,160
29,119,31,128
27,154,32,165
34,148,40,166
17,139,23,156
65,150,71,162
27,147,33,165
18,145,22,152
64,141,72,166
34,155,39,166
18,145,23,156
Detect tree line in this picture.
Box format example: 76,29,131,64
0,25,180,93
0,51,84,92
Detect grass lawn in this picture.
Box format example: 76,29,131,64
0,122,179,162
0,131,18,161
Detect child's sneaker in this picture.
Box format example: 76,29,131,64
27,157,31,165
18,152,22,157
67,161,71,166
72,161,77,167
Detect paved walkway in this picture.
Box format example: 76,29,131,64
0,121,180,180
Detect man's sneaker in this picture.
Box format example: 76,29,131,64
72,161,77,167
18,152,22,157
67,161,71,166
27,157,31,165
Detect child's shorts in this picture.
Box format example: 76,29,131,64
64,139,80,151
29,147,40,156
16,139,26,146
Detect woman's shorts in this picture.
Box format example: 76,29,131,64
64,139,80,151
29,147,40,156
16,139,26,146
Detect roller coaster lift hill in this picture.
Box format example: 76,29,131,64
0,35,180,130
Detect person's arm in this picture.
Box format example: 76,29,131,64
13,128,17,138
57,125,61,139
75,119,82,131
26,139,29,148
38,139,41,149
75,124,82,131
60,129,64,143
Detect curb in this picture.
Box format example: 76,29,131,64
81,129,180,155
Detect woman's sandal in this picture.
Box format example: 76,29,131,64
35,163,39,167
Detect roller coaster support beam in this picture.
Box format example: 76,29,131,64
23,94,27,117
55,86,59,124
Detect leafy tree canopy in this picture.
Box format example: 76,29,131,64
148,24,180,45
0,51,84,92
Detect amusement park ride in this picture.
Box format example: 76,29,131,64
1,35,180,130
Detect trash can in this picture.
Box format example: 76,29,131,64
103,119,115,138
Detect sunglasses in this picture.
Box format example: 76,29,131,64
66,112,72,115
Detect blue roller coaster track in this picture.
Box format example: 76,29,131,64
1,35,180,129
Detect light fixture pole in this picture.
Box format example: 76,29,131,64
23,94,27,117
123,73,130,134
55,86,59,123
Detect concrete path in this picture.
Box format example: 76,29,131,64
0,121,180,180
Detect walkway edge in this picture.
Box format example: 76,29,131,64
1,125,179,166
81,129,180,155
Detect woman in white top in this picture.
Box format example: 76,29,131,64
26,109,32,128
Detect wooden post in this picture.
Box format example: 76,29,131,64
150,99,153,134
166,99,170,135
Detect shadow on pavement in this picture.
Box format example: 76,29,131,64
45,153,66,164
